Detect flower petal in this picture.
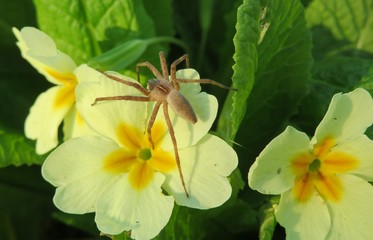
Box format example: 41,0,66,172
13,27,76,85
63,106,95,140
325,174,373,239
155,69,218,150
25,86,74,154
95,172,174,239
329,135,373,181
42,135,120,186
53,171,113,214
313,88,373,144
75,64,148,143
275,190,330,240
163,134,238,209
248,126,311,195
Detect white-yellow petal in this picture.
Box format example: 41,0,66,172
330,134,373,181
163,134,237,209
63,106,95,140
313,88,373,145
275,190,330,240
75,64,148,144
95,172,174,239
53,172,113,214
248,126,311,195
13,27,77,85
156,69,218,150
326,175,373,239
25,86,74,154
42,136,120,186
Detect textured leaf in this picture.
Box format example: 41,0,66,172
292,56,373,134
33,0,157,64
219,0,312,167
306,0,373,55
218,0,260,141
0,129,44,167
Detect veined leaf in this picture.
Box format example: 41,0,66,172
293,56,373,134
219,0,312,168
306,0,373,55
218,0,260,141
33,0,158,64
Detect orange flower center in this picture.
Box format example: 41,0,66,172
291,137,358,202
103,122,176,190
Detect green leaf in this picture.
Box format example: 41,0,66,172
142,0,173,37
292,56,373,134
258,204,277,240
0,129,44,167
306,0,373,56
355,65,373,139
218,0,260,140
33,0,158,64
219,0,312,168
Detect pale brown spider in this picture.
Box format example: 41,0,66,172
92,52,235,197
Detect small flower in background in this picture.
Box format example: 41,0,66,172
248,88,373,239
42,64,238,240
13,27,92,154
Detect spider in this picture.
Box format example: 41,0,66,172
92,52,236,197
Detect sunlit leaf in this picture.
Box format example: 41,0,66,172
306,0,373,56
219,0,312,168
33,0,158,64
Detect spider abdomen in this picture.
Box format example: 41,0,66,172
167,90,197,124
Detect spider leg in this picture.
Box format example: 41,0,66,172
159,52,169,80
170,54,190,91
147,101,162,149
91,96,151,106
136,62,163,82
98,70,150,96
176,78,238,91
163,103,189,197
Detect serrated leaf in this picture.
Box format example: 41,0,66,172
0,130,44,167
306,0,373,55
218,0,260,141
33,0,158,64
219,0,312,167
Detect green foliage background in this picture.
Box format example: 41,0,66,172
1,0,373,239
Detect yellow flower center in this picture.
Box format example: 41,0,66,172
103,122,176,190
291,137,358,202
44,67,77,109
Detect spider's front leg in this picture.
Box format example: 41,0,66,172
170,54,190,90
136,61,163,83
91,96,150,106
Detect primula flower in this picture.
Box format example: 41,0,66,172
248,88,373,239
42,64,238,240
13,26,91,154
